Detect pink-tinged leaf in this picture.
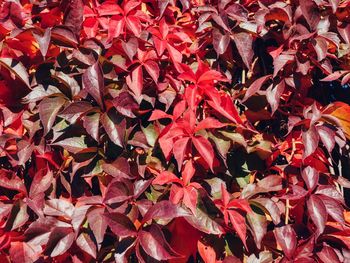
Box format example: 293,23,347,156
320,195,345,225
108,16,125,40
82,62,104,108
39,96,66,135
144,60,159,83
87,208,107,247
142,200,191,224
32,28,51,57
184,208,225,235
126,65,143,98
122,37,138,61
52,136,88,154
317,245,341,262
252,198,281,224
195,117,226,132
126,15,141,37
112,92,138,118
124,0,141,14
300,0,320,29
173,137,190,169
44,199,74,219
29,169,53,198
149,109,172,121
228,210,248,248
59,101,92,123
101,112,125,147
266,81,285,114
247,210,267,249
104,213,137,237
232,32,253,69
212,29,230,55
82,112,100,142
317,126,335,153
0,58,30,88
7,200,29,231
273,53,295,77
102,157,132,179
302,166,319,191
314,37,328,61
274,225,297,259
76,233,97,258
242,75,271,102
153,171,182,185
302,126,319,160
315,185,344,203
192,136,215,171
63,0,83,37
9,241,41,263
44,227,75,257
320,70,348,81
0,170,26,193
183,187,198,215
104,178,132,204
226,3,248,22
307,195,327,237
138,225,182,261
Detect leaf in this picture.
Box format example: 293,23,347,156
301,166,319,191
29,169,53,198
101,112,125,147
142,200,191,224
39,96,66,135
247,209,267,249
0,58,30,88
173,137,190,169
197,240,216,263
44,227,75,257
82,112,100,142
52,136,88,154
266,81,285,114
184,208,225,235
300,0,320,29
0,170,26,193
232,32,253,69
87,208,107,247
212,29,230,55
63,0,84,37
302,126,319,160
228,210,248,248
274,225,297,259
323,101,350,139
138,225,182,261
192,136,215,171
307,195,327,237
104,212,137,237
76,233,97,258
9,241,41,263
82,62,104,108
32,28,51,57
242,75,271,102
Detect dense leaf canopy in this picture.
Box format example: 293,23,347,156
1,0,350,262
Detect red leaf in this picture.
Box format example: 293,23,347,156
197,240,216,263
104,213,137,237
192,136,215,171
138,225,182,261
232,32,253,69
39,96,66,135
228,210,248,248
82,62,104,108
307,195,327,237
274,225,297,259
44,227,75,257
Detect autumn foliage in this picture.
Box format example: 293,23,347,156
2,0,350,262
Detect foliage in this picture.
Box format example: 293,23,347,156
1,0,350,262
